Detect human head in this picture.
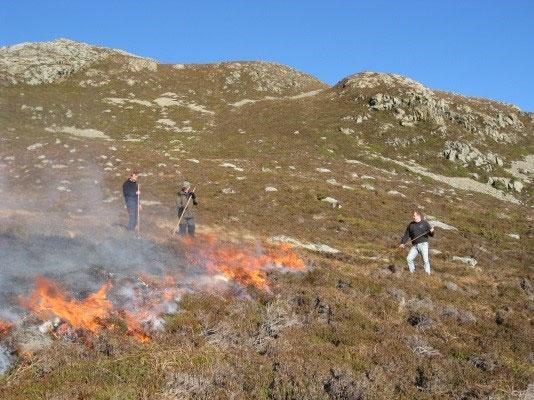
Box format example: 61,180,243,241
130,170,140,181
182,181,191,191
412,210,422,222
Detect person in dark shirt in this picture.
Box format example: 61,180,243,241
176,180,197,237
399,210,435,274
122,171,140,232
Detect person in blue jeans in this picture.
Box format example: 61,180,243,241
122,171,141,232
399,210,435,274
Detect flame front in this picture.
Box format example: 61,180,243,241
0,320,12,337
15,237,306,345
186,235,306,289
22,277,112,332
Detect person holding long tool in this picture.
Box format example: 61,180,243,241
399,210,435,274
122,170,141,233
176,181,197,237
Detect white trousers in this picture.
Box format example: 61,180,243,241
407,242,431,274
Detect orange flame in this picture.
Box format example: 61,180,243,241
16,237,305,345
22,277,113,332
183,235,306,289
0,320,12,337
206,248,268,288
123,311,152,343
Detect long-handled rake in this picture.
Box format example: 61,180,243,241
136,182,141,238
172,187,196,235
387,230,432,261
399,230,432,247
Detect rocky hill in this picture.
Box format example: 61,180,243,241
0,39,532,399
1,39,531,202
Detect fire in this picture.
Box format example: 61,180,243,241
119,274,181,342
0,320,12,337
22,277,113,332
183,234,306,289
137,273,179,302
263,243,307,271
13,236,306,346
123,311,153,343
20,274,180,343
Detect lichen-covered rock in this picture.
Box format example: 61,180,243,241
0,39,105,85
487,177,525,193
441,306,476,324
452,256,477,267
339,127,354,135
0,38,152,85
337,71,433,93
320,196,341,208
222,61,326,95
125,58,157,72
443,141,504,171
444,281,460,291
337,72,527,145
369,93,401,110
510,179,524,193
406,335,441,358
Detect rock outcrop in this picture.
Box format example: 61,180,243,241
221,61,326,94
334,72,529,146
488,177,524,193
367,88,526,143
443,141,503,171
0,38,152,85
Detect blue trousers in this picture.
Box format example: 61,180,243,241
179,217,195,237
125,198,138,231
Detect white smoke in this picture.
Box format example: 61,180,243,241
0,156,192,324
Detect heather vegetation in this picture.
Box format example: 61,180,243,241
0,39,532,399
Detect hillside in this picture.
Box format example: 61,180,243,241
0,39,532,400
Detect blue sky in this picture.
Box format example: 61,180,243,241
2,1,533,111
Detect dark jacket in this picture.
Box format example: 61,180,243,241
123,179,138,202
401,220,434,245
176,190,197,219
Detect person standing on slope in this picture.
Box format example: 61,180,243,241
176,181,197,237
123,171,141,232
399,210,435,274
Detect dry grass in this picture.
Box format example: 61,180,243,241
0,53,532,399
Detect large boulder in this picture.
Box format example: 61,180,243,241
452,256,478,267
509,180,524,193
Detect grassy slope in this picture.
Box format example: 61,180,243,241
0,56,532,399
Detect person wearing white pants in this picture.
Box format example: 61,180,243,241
399,210,435,274
406,242,430,274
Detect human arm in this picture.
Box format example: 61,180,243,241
400,225,410,247
425,221,435,236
